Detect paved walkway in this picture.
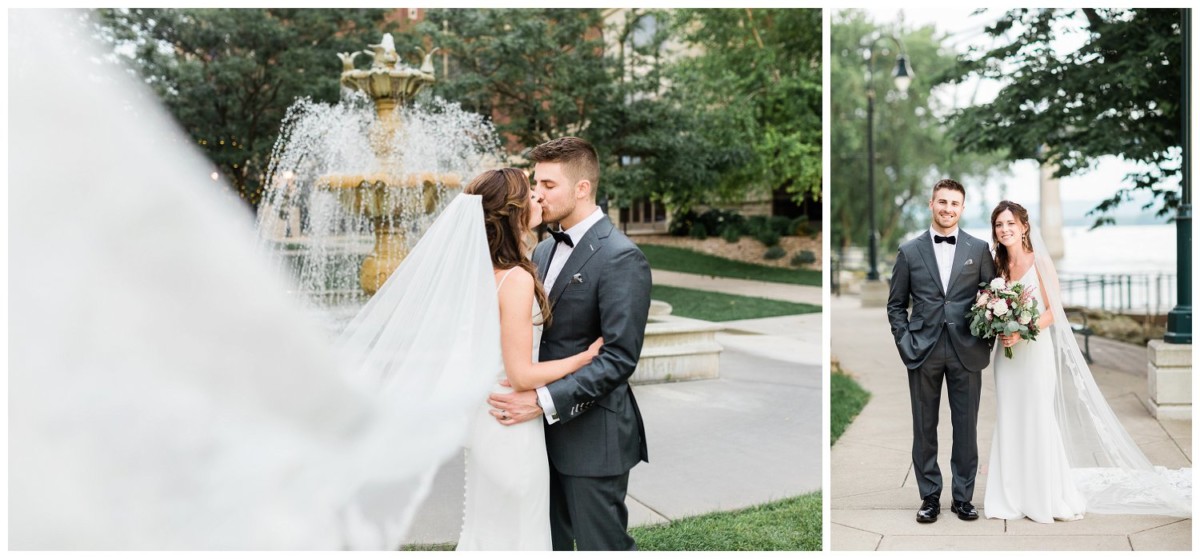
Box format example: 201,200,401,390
402,276,823,546
830,295,1192,551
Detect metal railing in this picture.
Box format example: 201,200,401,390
1057,273,1177,316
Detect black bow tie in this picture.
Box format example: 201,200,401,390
549,229,574,248
934,235,956,245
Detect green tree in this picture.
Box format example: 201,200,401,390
945,8,1184,226
406,9,613,150
93,8,394,206
830,10,1008,253
671,8,823,207
403,8,758,216
592,10,753,214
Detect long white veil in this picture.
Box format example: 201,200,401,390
10,9,498,549
1029,227,1191,516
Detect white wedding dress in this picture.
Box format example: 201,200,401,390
984,230,1190,522
985,265,1087,522
456,284,552,550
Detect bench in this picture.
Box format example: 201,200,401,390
1065,307,1094,364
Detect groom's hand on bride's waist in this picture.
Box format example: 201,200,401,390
489,383,543,425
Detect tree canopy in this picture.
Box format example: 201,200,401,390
945,8,1185,226
94,8,822,217
94,8,396,206
830,10,1009,252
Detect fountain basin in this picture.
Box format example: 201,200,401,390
317,172,462,218
631,314,724,384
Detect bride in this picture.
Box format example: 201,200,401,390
452,168,600,550
984,200,1190,523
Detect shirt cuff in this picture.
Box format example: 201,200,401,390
536,386,560,425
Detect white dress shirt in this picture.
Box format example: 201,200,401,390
536,207,605,424
930,226,959,294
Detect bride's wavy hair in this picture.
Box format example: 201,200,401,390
464,168,552,326
990,200,1034,280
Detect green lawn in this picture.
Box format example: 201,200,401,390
831,366,871,445
631,492,822,551
640,244,821,286
651,284,820,322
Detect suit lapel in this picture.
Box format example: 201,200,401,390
947,232,972,293
548,217,612,303
915,231,945,297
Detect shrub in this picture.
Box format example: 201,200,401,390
720,225,741,243
697,208,745,237
755,229,781,247
689,222,709,240
791,250,817,267
764,246,787,260
669,210,698,237
790,216,810,236
768,215,793,237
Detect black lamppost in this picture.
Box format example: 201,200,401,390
865,34,913,281
1165,8,1191,344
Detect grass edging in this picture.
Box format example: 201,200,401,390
640,244,821,286
631,492,822,551
831,362,871,446
651,284,820,322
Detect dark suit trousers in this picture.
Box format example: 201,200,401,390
549,465,636,551
907,330,982,503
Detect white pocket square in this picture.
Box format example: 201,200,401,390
964,259,974,266
570,273,584,284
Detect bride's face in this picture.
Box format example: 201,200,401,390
993,209,1027,249
527,189,544,229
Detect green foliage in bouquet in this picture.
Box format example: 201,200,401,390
967,278,1042,359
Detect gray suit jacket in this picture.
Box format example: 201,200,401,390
886,230,997,371
534,216,651,477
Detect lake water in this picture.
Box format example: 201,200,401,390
961,223,1185,313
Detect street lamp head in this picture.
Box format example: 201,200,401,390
892,53,913,94
892,54,913,93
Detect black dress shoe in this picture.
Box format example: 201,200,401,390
916,496,940,523
951,500,979,520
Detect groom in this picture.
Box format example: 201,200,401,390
886,179,996,524
488,136,651,550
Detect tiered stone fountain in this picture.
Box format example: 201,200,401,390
322,36,461,294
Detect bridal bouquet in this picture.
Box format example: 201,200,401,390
967,277,1041,359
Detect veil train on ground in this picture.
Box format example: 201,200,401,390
1028,227,1191,517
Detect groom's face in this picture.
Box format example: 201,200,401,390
929,187,964,231
532,161,579,225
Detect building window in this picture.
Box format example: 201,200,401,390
408,8,419,20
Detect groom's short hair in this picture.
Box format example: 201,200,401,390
932,179,965,198
530,137,600,198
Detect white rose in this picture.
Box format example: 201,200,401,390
977,292,990,306
990,277,1006,290
992,300,1010,317
1018,312,1031,325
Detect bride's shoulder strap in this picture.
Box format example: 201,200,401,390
496,267,518,291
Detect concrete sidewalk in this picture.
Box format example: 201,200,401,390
830,295,1192,551
402,291,822,546
651,269,823,306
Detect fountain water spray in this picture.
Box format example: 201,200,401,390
257,33,499,312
